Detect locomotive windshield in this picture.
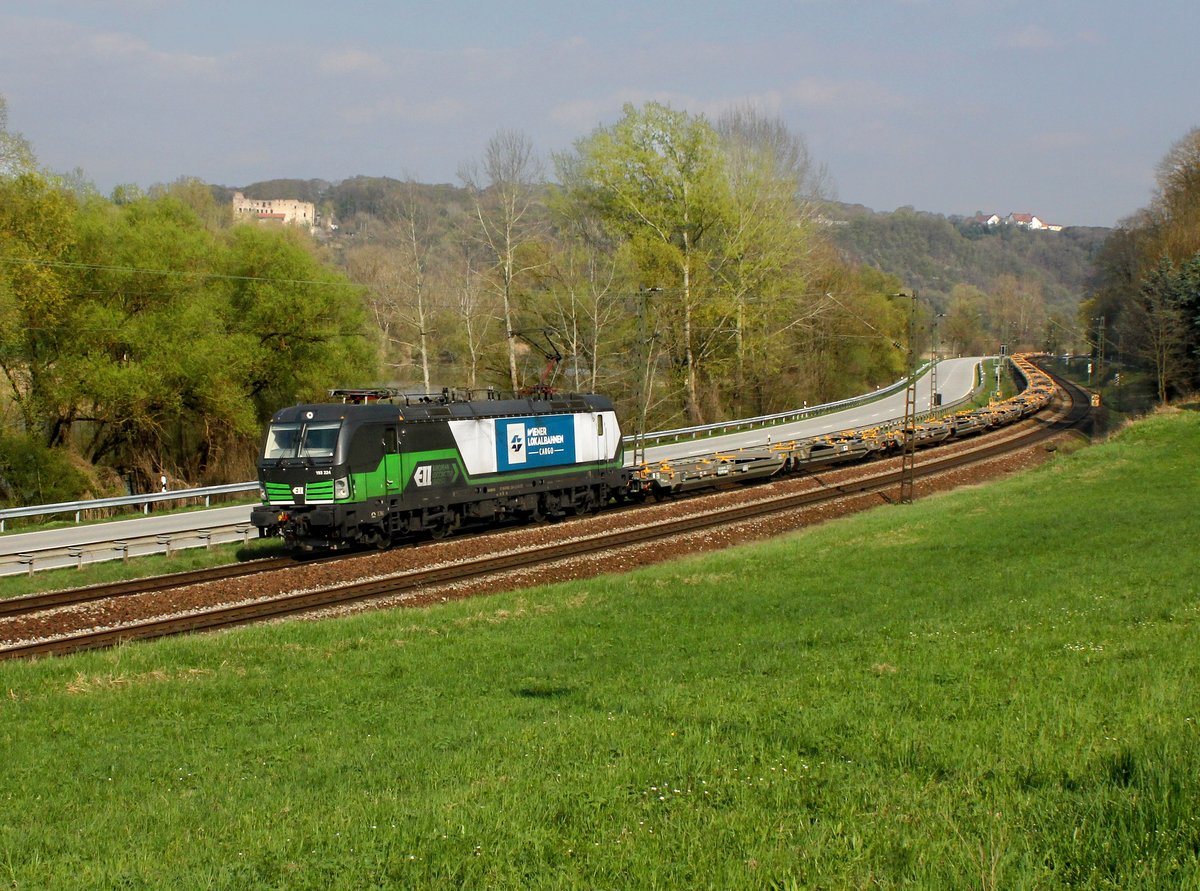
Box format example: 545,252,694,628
263,421,341,460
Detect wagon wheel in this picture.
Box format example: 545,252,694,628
580,487,603,516
429,510,460,540
521,495,551,525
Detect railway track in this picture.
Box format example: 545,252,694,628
0,365,1090,661
0,556,298,619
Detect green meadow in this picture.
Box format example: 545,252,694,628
2,409,1198,889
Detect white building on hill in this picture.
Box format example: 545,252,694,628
975,211,1063,232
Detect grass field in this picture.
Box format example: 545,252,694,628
2,408,1198,889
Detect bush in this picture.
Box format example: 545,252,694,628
0,434,107,507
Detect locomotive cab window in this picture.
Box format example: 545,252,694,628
299,422,340,458
596,415,604,436
263,421,341,460
264,423,301,459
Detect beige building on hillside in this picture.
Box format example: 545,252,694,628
231,192,317,231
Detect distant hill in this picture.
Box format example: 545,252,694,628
822,202,1109,317
219,179,1107,320
213,177,468,233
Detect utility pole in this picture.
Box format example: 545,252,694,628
929,312,945,412
633,288,662,467
900,291,918,505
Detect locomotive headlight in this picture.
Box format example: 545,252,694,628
258,486,267,501
334,476,350,499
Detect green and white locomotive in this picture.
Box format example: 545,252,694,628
250,388,626,550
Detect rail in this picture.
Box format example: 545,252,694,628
0,482,258,532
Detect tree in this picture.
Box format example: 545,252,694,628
942,284,986,355
446,232,499,391
345,179,449,393
0,174,380,496
559,102,734,423
0,95,36,179
63,191,248,482
715,105,833,415
1125,256,1188,404
1150,127,1200,260
527,226,637,399
219,225,376,419
1086,127,1200,398
0,174,78,441
0,433,100,506
460,130,546,392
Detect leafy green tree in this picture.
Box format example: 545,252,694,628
219,224,376,420
0,173,79,442
559,102,734,423
0,432,103,507
63,192,233,479
715,106,833,415
2,176,379,494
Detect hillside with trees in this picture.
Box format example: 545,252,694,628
233,106,919,432
824,203,1109,356
1082,126,1200,404
232,179,1110,383
11,91,1182,510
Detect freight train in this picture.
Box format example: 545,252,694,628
250,355,1057,551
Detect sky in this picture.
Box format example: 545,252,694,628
1,0,1196,228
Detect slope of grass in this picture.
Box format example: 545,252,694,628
1,410,1198,889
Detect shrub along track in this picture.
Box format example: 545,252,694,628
0,369,1091,661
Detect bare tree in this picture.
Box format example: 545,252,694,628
535,234,631,394
393,179,439,392
447,233,498,391
0,95,36,178
1125,256,1188,405
344,179,455,392
459,130,547,392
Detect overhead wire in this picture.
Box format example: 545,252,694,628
0,255,359,289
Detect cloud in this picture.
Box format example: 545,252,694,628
548,76,905,134
86,31,219,76
318,48,389,77
998,25,1105,53
548,90,692,131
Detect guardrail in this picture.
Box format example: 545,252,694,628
0,482,259,532
620,362,934,449
1,522,260,577
0,359,964,533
